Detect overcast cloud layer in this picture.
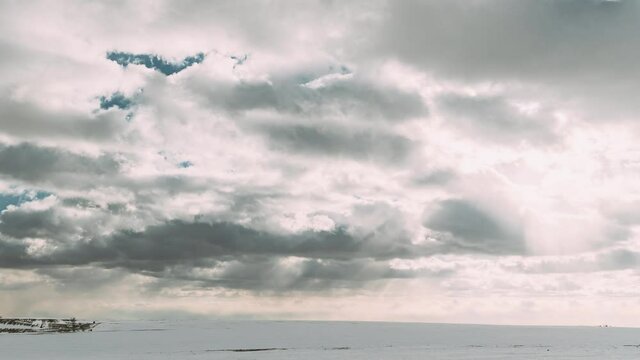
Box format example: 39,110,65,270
1,0,640,326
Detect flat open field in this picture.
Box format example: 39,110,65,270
2,320,640,359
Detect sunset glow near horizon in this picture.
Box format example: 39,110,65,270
1,0,640,326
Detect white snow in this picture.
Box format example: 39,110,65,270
2,320,640,359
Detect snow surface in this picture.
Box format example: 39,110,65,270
2,320,640,359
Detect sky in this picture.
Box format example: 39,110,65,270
1,0,640,326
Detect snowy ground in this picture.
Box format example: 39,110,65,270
2,320,640,359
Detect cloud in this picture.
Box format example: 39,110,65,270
0,198,427,291
0,143,121,183
437,94,558,144
260,124,413,164
371,0,640,120
0,219,415,267
506,249,640,274
146,257,415,292
601,199,640,226
190,72,427,122
412,170,456,187
35,266,130,291
0,207,76,242
0,98,125,141
0,212,424,291
374,0,637,83
424,199,525,255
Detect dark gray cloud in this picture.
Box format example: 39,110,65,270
146,257,416,292
261,124,412,164
424,199,525,255
412,170,456,187
0,208,77,241
0,218,415,268
187,71,423,164
369,0,640,119
0,237,31,268
60,197,101,209
0,213,428,291
0,98,124,141
102,220,414,265
437,94,558,144
191,74,426,122
375,0,639,83
0,197,521,288
0,197,458,293
0,143,121,183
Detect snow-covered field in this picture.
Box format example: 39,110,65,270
2,320,640,359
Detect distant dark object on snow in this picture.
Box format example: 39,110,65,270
0,318,99,334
